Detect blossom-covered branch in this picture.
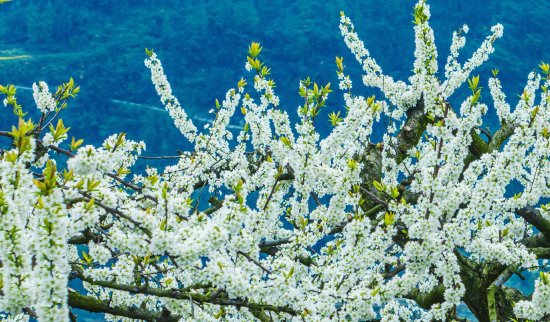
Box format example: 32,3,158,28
0,1,549,321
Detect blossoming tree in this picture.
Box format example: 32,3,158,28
1,1,549,321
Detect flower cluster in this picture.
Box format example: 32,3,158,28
0,1,549,321
32,81,56,114
144,52,197,142
514,273,550,320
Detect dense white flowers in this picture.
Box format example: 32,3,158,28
1,1,549,321
0,161,34,315
32,81,56,114
144,53,197,142
514,273,550,320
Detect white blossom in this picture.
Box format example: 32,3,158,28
32,81,56,113
0,1,549,321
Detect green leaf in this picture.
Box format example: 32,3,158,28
246,56,261,71
541,272,550,285
70,137,84,151
531,106,540,121
85,198,95,212
214,309,225,319
468,75,480,91
86,178,100,192
501,227,509,238
371,102,381,114
328,111,343,126
162,182,168,199
74,179,85,190
471,89,481,105
82,251,93,265
260,66,271,77
412,4,428,25
50,119,70,141
237,78,247,89
280,136,292,148
372,180,384,192
390,187,400,199
234,179,243,192
539,61,550,75
285,266,295,281
298,216,308,230
248,42,262,58
35,197,44,210
384,211,395,226
61,169,74,183
347,159,357,170
366,95,375,107
298,86,307,98
323,82,331,94
117,167,131,176
33,179,46,193
335,56,344,71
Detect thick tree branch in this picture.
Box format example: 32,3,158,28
521,232,550,248
68,228,104,245
68,291,180,322
393,97,428,164
529,247,550,259
76,274,296,317
403,284,445,309
516,206,550,238
464,122,516,171
487,123,515,152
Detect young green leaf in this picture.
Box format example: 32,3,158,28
372,180,384,192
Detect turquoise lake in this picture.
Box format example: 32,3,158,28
0,0,549,321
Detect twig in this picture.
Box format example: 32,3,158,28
359,187,388,207
262,178,279,211
138,155,183,160
383,263,406,279
237,251,272,274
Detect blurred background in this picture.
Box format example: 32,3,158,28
0,1,548,320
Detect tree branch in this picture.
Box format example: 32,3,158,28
521,232,550,248
487,123,515,152
76,274,296,317
259,204,385,255
68,291,180,322
516,206,550,238
403,284,445,309
529,247,550,259
393,97,428,164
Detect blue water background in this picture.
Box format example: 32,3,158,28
0,1,549,321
